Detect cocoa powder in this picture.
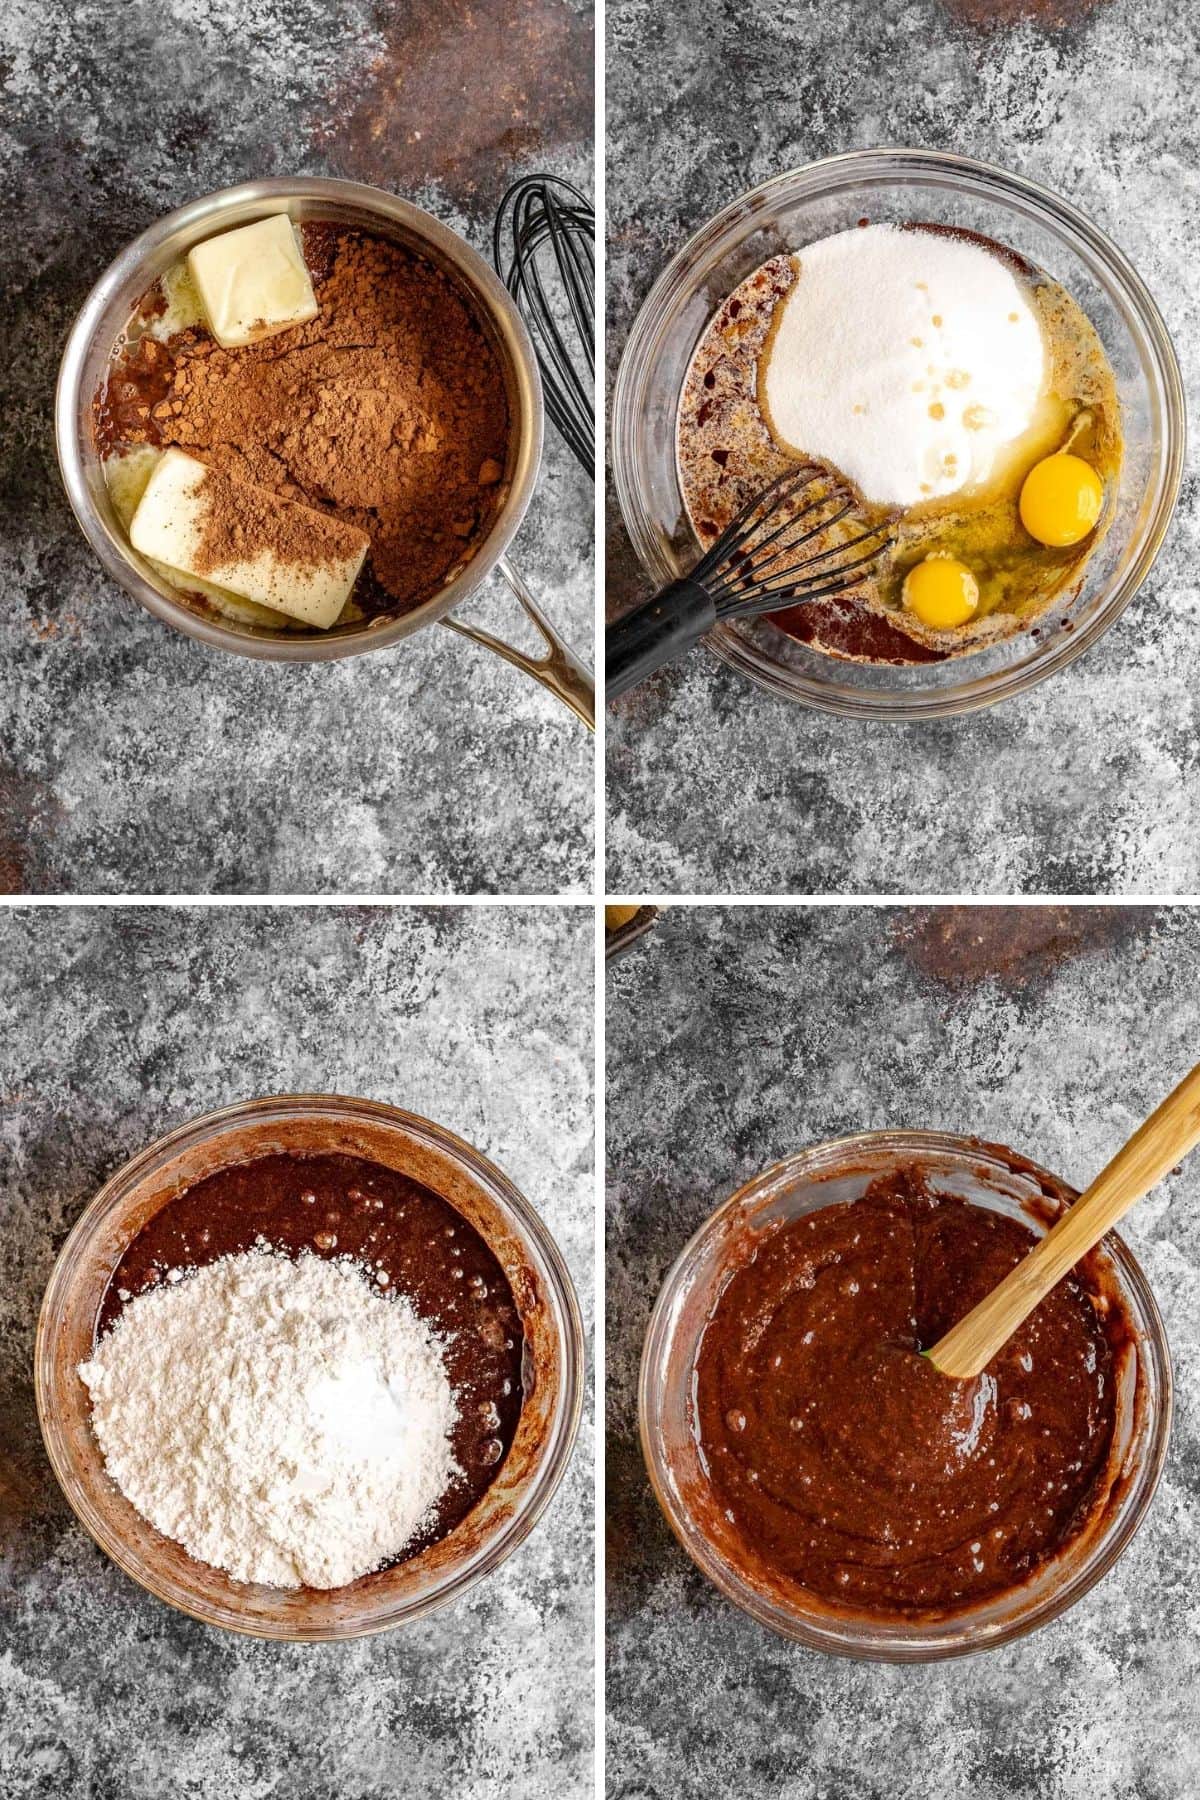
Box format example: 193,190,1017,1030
187,463,370,580
96,224,511,617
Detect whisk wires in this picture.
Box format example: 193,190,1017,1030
495,174,595,474
695,466,894,617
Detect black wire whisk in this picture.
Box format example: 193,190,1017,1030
495,174,595,474
606,465,894,700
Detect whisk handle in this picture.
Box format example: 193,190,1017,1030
606,579,716,701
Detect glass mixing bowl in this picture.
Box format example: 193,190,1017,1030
639,1132,1171,1660
611,150,1184,718
36,1095,584,1641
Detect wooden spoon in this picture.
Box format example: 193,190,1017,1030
926,1060,1200,1381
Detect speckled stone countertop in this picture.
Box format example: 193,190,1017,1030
0,905,593,1798
1,0,593,896
608,905,1200,1799
606,0,1200,895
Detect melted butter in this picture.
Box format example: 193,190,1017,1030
146,262,206,340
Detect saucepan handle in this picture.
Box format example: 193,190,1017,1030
441,555,596,731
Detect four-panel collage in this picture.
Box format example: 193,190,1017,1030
3,0,1198,1797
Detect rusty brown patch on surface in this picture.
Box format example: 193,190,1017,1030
314,0,593,212
0,766,63,895
0,1441,44,1536
893,905,1156,991
941,0,1110,27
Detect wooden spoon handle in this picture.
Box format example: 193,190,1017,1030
927,1060,1200,1380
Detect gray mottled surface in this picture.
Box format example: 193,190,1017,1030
607,904,1200,1799
0,904,593,1798
1,0,594,896
605,0,1200,895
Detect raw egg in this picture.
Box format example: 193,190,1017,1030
902,555,979,630
1019,452,1103,547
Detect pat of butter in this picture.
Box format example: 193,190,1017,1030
186,214,318,349
129,448,369,629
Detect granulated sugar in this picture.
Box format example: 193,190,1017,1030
79,1250,459,1589
762,223,1047,508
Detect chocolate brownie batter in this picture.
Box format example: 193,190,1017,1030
693,1168,1127,1618
97,1152,524,1562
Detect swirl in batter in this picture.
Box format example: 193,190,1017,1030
693,1168,1128,1618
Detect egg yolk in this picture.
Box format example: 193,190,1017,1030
1019,453,1103,547
902,556,979,630
605,905,641,931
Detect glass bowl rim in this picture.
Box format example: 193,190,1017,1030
638,1128,1173,1660
35,1092,585,1641
611,146,1186,719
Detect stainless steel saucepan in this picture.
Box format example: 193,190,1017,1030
55,176,594,728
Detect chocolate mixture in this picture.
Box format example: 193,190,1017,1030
98,1151,525,1564
95,224,511,618
693,1168,1127,1619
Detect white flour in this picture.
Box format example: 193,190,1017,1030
79,1250,459,1589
